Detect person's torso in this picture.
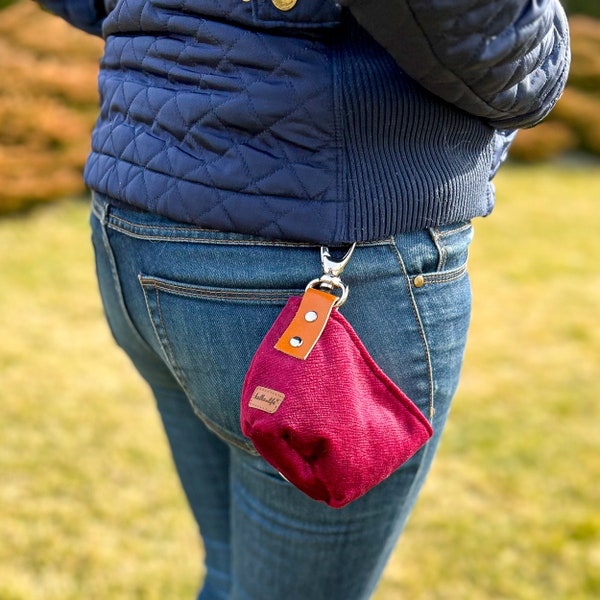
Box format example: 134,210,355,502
86,0,496,243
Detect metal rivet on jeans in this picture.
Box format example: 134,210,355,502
413,275,425,288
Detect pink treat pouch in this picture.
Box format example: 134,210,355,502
240,288,433,508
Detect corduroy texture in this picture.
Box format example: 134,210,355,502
240,296,433,508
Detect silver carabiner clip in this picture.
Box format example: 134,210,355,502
320,243,356,278
305,243,356,307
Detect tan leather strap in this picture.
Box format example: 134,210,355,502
275,288,338,360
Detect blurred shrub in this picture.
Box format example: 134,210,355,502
0,1,102,213
566,0,600,20
509,15,600,162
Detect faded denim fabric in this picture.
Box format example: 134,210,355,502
90,192,473,600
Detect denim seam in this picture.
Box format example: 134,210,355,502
437,222,473,237
196,404,260,455
138,277,259,454
107,220,316,246
94,199,154,355
144,283,180,376
388,239,434,421
429,221,473,274
106,214,390,248
416,263,468,286
139,277,300,303
428,227,447,272
91,195,104,222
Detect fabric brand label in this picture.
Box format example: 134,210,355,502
249,386,285,414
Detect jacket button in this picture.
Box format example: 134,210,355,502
272,0,297,10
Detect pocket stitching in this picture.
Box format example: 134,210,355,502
137,276,292,454
388,241,435,420
415,262,468,286
139,275,301,303
139,279,186,387
107,215,316,247
92,208,154,355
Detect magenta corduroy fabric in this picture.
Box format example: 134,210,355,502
241,296,433,508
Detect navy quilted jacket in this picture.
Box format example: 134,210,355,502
36,0,570,243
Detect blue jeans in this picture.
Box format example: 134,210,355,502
90,192,473,600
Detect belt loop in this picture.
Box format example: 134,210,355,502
91,191,110,225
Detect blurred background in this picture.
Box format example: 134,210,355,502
0,1,599,599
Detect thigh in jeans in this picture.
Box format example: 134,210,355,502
90,193,472,599
91,195,239,598
228,226,473,600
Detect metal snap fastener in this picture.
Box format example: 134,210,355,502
304,311,318,323
413,275,425,288
272,0,297,11
290,336,303,347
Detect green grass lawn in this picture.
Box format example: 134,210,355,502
1,164,599,599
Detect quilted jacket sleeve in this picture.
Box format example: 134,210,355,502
34,0,110,36
338,0,571,129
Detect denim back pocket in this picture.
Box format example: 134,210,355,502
139,276,304,453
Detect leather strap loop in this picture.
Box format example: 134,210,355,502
274,288,338,360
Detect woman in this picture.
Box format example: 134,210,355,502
34,1,570,598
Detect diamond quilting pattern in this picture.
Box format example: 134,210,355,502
96,34,337,194
91,1,342,238
82,0,565,242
